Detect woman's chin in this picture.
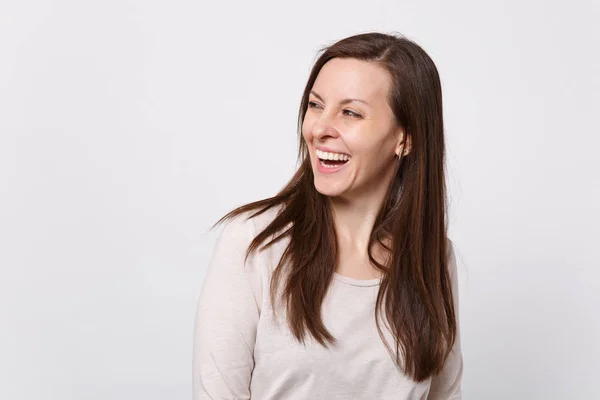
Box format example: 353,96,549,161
314,181,347,198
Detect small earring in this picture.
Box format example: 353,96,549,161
396,149,408,157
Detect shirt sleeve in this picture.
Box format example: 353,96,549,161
428,238,464,399
192,214,262,400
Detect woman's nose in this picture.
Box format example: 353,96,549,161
312,114,339,139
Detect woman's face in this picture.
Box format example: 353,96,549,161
302,57,408,199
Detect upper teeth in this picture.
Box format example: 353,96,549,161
316,149,350,161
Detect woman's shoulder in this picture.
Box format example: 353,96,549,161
204,206,284,302
216,204,287,264
220,204,283,239
249,203,286,233
445,237,458,267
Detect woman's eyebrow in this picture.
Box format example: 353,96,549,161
310,90,370,106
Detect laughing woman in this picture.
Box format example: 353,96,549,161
193,32,463,400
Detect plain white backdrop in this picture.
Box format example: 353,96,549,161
1,0,599,398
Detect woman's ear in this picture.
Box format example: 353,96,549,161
395,130,411,156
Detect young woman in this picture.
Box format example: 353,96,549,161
193,32,463,399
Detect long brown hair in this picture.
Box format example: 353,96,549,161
211,31,456,382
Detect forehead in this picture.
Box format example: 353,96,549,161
312,58,391,103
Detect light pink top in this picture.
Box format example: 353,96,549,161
193,207,463,399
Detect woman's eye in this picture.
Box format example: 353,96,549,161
307,102,361,119
343,109,361,118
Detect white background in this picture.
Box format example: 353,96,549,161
1,0,599,399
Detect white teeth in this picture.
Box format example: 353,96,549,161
316,149,350,161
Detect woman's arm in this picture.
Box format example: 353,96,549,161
428,239,464,399
192,215,261,400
